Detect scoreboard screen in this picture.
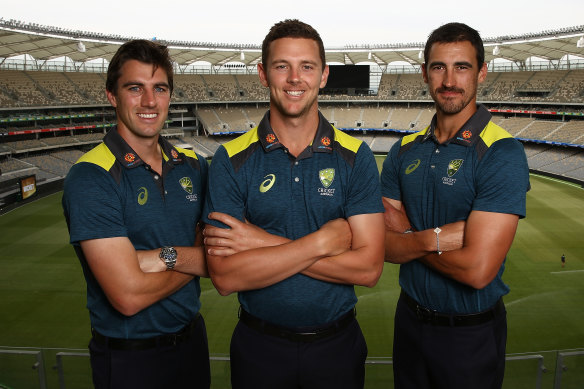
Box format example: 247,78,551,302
323,65,370,90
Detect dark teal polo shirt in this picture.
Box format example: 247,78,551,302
63,128,208,338
204,111,383,327
381,104,530,314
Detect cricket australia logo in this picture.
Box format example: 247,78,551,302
179,177,193,194
137,187,148,206
442,159,463,186
180,177,198,202
447,159,463,177
259,174,276,193
318,168,336,197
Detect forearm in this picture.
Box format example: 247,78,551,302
138,246,208,277
303,213,385,287
419,212,519,289
114,271,194,316
81,238,195,317
207,231,331,295
301,246,383,287
384,229,435,264
385,221,465,263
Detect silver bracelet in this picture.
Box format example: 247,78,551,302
434,227,442,255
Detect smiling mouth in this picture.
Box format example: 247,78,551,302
137,113,158,119
286,90,304,96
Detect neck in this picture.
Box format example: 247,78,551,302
117,128,163,173
270,108,320,156
434,104,478,143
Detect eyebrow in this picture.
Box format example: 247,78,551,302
429,61,473,68
121,81,170,88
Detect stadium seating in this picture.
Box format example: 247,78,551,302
1,68,583,185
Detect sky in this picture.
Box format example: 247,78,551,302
3,0,584,47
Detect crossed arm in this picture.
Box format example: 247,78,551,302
383,197,519,289
203,211,385,296
80,231,207,316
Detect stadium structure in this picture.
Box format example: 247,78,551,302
1,18,584,209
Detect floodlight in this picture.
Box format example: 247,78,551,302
240,51,245,61
577,36,584,48
77,42,86,53
493,45,500,56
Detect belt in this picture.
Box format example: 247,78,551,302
400,291,504,327
91,312,201,350
239,307,356,343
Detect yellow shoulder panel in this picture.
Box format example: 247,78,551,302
176,147,199,160
401,127,429,146
479,122,513,147
333,127,362,153
75,143,116,171
223,128,260,158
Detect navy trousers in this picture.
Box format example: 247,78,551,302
392,295,507,389
89,315,211,389
230,317,368,389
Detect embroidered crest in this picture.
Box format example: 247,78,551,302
319,168,335,188
447,159,464,177
179,177,193,194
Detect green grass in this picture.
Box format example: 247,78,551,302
0,172,583,388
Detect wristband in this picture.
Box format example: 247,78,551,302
434,227,442,255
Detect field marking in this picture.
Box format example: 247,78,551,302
550,269,584,275
505,291,562,307
530,173,583,189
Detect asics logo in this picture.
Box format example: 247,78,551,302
259,174,276,193
137,187,148,205
405,159,421,175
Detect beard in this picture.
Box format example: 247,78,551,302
430,86,475,115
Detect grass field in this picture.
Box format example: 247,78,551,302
0,171,583,388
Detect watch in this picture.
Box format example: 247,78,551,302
159,246,177,270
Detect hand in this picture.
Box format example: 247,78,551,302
136,249,166,273
204,212,287,256
316,218,352,257
383,198,412,233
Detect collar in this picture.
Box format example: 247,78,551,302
257,110,336,154
423,104,492,147
103,127,185,169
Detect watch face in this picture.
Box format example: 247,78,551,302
160,247,177,269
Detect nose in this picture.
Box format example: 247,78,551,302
287,67,300,84
443,68,455,88
141,88,156,107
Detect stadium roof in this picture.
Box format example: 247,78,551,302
1,18,584,69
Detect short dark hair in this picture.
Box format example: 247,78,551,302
261,19,326,71
424,22,484,69
106,39,173,95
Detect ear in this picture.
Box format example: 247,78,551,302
257,63,269,87
477,62,487,84
106,89,117,108
421,64,428,84
319,64,329,89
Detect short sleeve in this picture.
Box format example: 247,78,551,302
380,141,402,200
474,138,530,218
202,146,246,228
62,162,127,244
345,143,384,218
